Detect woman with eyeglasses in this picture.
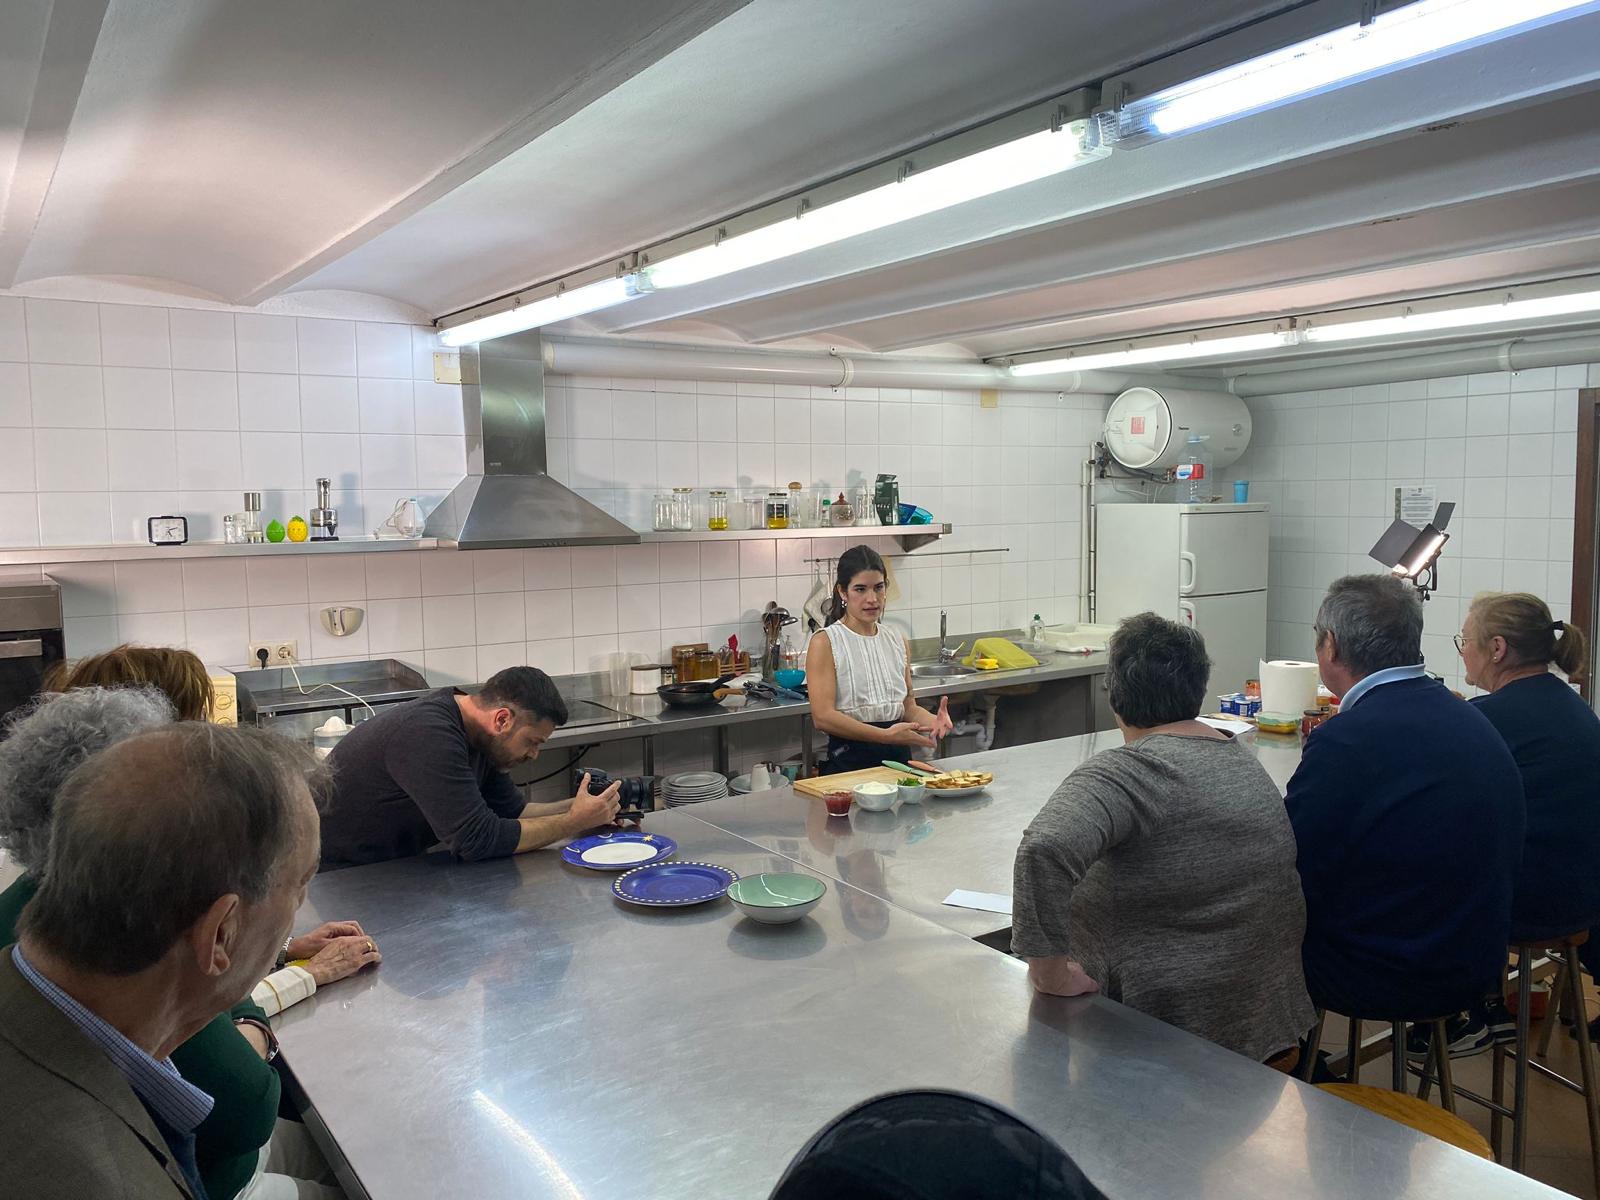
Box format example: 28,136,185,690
1427,592,1600,1056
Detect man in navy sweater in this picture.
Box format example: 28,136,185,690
1285,574,1525,1021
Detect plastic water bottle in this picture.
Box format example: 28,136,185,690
1175,434,1212,503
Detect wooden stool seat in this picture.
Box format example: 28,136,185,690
1318,1083,1493,1159
1515,930,1590,952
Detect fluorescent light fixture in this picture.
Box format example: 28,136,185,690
1010,330,1295,376
1303,287,1600,342
438,275,648,346
1118,0,1596,140
645,124,1106,290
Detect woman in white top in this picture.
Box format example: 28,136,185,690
806,545,953,774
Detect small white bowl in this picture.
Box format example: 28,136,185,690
853,783,897,812
897,782,926,805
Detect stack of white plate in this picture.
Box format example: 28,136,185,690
662,771,729,808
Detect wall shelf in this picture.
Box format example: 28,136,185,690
638,523,951,552
0,522,952,567
0,539,441,566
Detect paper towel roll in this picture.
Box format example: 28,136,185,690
1259,659,1320,716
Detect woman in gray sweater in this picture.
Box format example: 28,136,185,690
1012,613,1315,1066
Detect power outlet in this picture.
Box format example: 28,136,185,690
249,641,299,667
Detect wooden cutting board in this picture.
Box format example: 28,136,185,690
794,767,905,797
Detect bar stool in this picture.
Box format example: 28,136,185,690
1491,932,1600,1191
1317,1084,1492,1160
1299,1009,1458,1111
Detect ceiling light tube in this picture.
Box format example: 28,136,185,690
438,275,649,346
645,123,1107,290
1303,287,1600,342
1117,0,1597,141
1010,330,1296,376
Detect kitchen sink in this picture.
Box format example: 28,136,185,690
909,662,979,678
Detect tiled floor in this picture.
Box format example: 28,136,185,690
1340,985,1600,1199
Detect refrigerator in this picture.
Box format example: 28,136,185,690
1094,502,1269,698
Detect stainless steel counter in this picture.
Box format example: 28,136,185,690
683,731,1308,939
537,650,1111,751
278,804,1558,1200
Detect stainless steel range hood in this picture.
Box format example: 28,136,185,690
423,332,639,549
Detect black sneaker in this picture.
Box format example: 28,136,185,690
1404,1012,1496,1060
1566,1014,1600,1042
1486,1000,1517,1044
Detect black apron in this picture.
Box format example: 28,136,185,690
823,721,898,775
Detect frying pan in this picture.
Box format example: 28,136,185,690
656,673,738,708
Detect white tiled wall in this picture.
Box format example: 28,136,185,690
0,296,465,548
4,298,1107,680
1226,366,1587,690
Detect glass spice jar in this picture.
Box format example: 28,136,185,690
671,487,695,532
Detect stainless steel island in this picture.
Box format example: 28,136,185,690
686,731,1308,938
277,736,1564,1200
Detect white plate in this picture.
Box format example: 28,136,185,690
923,783,988,799
581,842,660,866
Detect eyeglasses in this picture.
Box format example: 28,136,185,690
1452,633,1466,655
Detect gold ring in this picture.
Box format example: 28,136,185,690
365,941,375,954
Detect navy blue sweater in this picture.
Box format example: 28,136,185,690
1285,675,1525,1018
1472,673,1600,939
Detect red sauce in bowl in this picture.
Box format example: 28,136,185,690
823,791,854,816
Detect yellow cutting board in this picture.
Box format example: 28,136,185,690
794,767,905,797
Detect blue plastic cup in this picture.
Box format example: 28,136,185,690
1233,480,1250,503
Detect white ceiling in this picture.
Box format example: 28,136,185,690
4,0,1600,364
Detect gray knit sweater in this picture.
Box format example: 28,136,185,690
1012,732,1316,1062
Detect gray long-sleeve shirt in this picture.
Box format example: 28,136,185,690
320,689,524,870
1012,732,1315,1062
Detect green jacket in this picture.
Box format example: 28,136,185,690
0,875,280,1200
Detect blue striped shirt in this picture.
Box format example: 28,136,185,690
11,943,214,1132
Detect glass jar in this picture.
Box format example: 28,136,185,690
671,487,695,532
693,648,719,681
765,491,791,529
787,482,806,528
652,492,675,531
829,492,855,526
706,490,729,531
222,514,244,544
853,485,877,526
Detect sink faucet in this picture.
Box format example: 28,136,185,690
937,610,960,662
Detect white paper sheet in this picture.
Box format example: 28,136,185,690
942,889,1013,915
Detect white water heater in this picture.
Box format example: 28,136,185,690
1103,386,1252,472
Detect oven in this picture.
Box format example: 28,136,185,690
0,582,64,722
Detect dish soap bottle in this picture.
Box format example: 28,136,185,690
1029,613,1043,643
286,515,310,543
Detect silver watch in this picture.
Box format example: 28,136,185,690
274,935,291,971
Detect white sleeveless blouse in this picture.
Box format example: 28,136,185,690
820,622,908,724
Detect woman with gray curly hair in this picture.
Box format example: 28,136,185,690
0,686,176,879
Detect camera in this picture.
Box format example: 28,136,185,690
574,768,655,818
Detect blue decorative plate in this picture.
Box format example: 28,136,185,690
612,861,739,907
562,830,677,871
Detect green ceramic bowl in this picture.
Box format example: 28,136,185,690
725,873,826,924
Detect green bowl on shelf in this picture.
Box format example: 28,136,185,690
725,873,826,924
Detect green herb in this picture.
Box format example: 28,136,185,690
898,777,921,787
